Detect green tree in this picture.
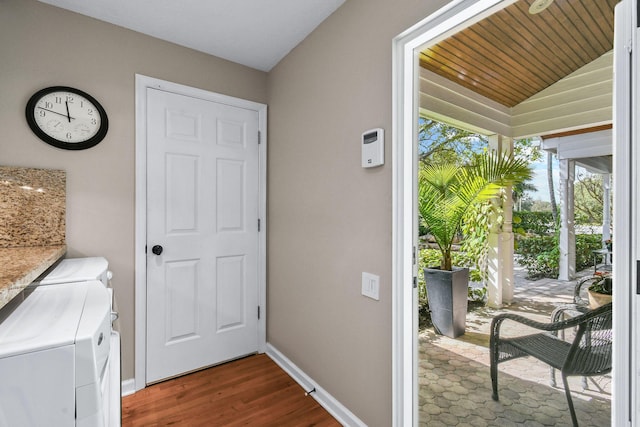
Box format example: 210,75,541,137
418,118,486,165
513,137,543,163
574,170,605,224
512,137,542,209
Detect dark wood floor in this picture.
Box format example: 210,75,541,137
122,354,340,426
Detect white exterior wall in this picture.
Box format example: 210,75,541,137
420,50,613,139
512,51,613,138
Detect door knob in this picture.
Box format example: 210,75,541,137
151,245,163,255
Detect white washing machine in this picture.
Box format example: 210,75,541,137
0,281,114,426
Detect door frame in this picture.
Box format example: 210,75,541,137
391,3,513,423
391,0,631,425
133,74,267,391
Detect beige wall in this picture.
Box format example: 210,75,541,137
267,0,451,424
0,0,463,423
0,0,267,380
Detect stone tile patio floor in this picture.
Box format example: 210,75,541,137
419,265,611,426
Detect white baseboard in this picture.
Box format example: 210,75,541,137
265,343,367,427
121,378,136,397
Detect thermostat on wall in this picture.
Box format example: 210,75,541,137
362,128,384,168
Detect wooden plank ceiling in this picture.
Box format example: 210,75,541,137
419,0,619,108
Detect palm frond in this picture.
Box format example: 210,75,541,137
418,152,532,270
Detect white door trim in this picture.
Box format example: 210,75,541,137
619,1,639,424
392,3,515,423
134,74,267,391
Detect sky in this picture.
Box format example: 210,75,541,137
528,156,559,202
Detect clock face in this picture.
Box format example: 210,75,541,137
26,86,108,150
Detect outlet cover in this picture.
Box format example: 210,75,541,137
362,272,380,300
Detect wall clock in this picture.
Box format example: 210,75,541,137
25,86,109,150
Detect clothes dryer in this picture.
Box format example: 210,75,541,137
32,257,121,426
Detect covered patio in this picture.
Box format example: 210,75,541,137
418,0,617,304
418,265,611,426
415,2,618,425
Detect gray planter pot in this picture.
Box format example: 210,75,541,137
423,266,469,338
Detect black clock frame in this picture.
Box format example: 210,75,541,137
25,86,109,150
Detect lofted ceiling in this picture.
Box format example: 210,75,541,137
419,0,619,108
37,0,346,72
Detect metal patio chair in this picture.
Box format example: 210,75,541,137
490,303,612,427
549,274,612,388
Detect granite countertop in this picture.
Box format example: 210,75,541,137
0,245,66,309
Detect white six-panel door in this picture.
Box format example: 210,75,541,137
145,87,260,383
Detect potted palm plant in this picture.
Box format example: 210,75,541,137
419,152,531,337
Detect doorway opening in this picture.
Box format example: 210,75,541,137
392,0,628,425
416,121,613,426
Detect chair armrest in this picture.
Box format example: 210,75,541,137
491,312,576,334
490,303,612,341
574,275,607,305
550,303,590,324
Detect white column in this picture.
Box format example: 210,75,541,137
486,201,502,308
558,159,576,281
501,186,514,304
602,173,611,246
486,135,514,308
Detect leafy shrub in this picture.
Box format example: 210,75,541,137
417,247,484,307
418,247,483,286
460,201,492,283
576,234,603,271
515,234,603,279
515,235,558,279
515,211,555,236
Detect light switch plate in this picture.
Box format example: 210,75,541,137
362,272,380,300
